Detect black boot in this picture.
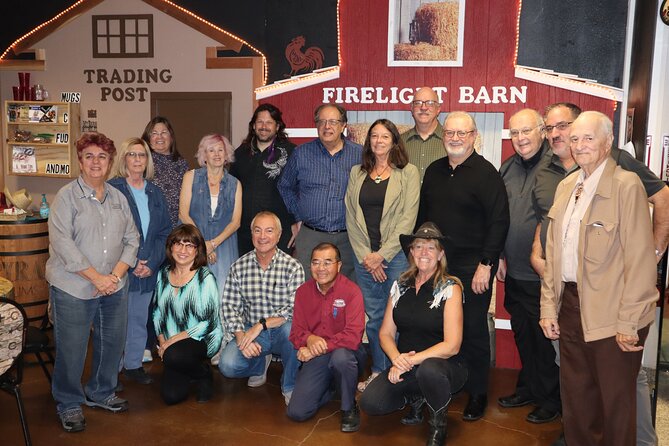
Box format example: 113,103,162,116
196,366,213,403
401,396,425,425
426,406,448,446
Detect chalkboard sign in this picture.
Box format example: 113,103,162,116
517,1,628,89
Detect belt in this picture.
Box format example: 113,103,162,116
303,223,347,234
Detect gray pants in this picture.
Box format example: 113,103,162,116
636,368,658,446
294,225,356,282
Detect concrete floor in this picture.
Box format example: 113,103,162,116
2,360,563,446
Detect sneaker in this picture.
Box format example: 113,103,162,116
283,390,293,406
142,349,153,363
124,367,153,384
59,408,86,433
357,372,380,392
85,394,129,413
247,355,272,388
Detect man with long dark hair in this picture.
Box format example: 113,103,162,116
230,104,296,254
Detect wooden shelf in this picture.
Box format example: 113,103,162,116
6,142,69,147
4,101,80,178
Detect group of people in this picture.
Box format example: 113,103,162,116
43,86,668,446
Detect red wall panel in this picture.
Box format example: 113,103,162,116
264,0,618,369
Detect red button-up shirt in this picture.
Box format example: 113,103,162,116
289,274,364,353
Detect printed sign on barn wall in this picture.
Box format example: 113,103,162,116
387,0,466,67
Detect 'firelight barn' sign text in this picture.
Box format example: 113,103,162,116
322,85,527,105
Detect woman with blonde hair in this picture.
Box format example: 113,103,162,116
109,137,171,385
360,222,467,446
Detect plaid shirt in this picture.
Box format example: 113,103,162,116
222,248,305,338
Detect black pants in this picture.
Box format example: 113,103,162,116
504,275,560,412
451,264,495,396
360,356,468,414
160,338,210,405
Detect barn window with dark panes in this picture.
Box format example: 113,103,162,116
92,15,153,58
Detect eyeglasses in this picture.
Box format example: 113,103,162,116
544,121,573,133
411,100,439,108
126,151,147,158
444,130,475,139
173,241,197,251
310,259,339,268
150,131,170,138
315,119,343,127
509,125,543,138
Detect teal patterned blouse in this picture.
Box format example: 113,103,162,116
153,266,223,357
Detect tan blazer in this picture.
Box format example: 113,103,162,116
540,158,658,341
345,164,420,263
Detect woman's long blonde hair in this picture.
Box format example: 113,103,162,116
398,238,463,290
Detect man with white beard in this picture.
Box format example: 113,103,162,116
417,111,510,422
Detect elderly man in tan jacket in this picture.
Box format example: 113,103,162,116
539,111,658,446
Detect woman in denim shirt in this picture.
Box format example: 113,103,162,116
109,137,171,385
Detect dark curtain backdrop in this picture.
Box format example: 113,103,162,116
517,0,628,88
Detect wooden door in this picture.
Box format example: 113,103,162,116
150,92,232,168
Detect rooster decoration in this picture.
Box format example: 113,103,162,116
285,35,325,77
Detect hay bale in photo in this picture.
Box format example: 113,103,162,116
347,123,415,146
395,0,459,61
394,42,452,61
416,1,459,47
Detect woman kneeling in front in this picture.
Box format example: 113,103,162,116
360,222,467,446
153,224,223,404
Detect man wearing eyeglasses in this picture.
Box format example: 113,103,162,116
287,242,366,432
401,87,444,181
496,109,560,424
417,111,509,422
278,104,362,281
531,102,669,446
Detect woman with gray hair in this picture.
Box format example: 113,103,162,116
179,133,241,295
108,137,171,385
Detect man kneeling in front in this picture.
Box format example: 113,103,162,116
287,242,366,432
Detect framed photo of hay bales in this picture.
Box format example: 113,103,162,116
388,0,465,67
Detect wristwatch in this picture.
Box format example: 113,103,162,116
480,258,494,267
259,317,268,331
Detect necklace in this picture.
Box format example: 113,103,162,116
373,164,390,184
169,270,195,295
208,171,223,187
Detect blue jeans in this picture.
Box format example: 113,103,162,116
218,322,298,393
51,284,128,414
353,252,408,373
123,290,153,370
287,347,366,421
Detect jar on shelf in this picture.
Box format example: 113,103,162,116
34,84,44,101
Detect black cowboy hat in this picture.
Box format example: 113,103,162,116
399,222,447,257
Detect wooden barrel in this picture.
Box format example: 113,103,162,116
0,218,49,321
